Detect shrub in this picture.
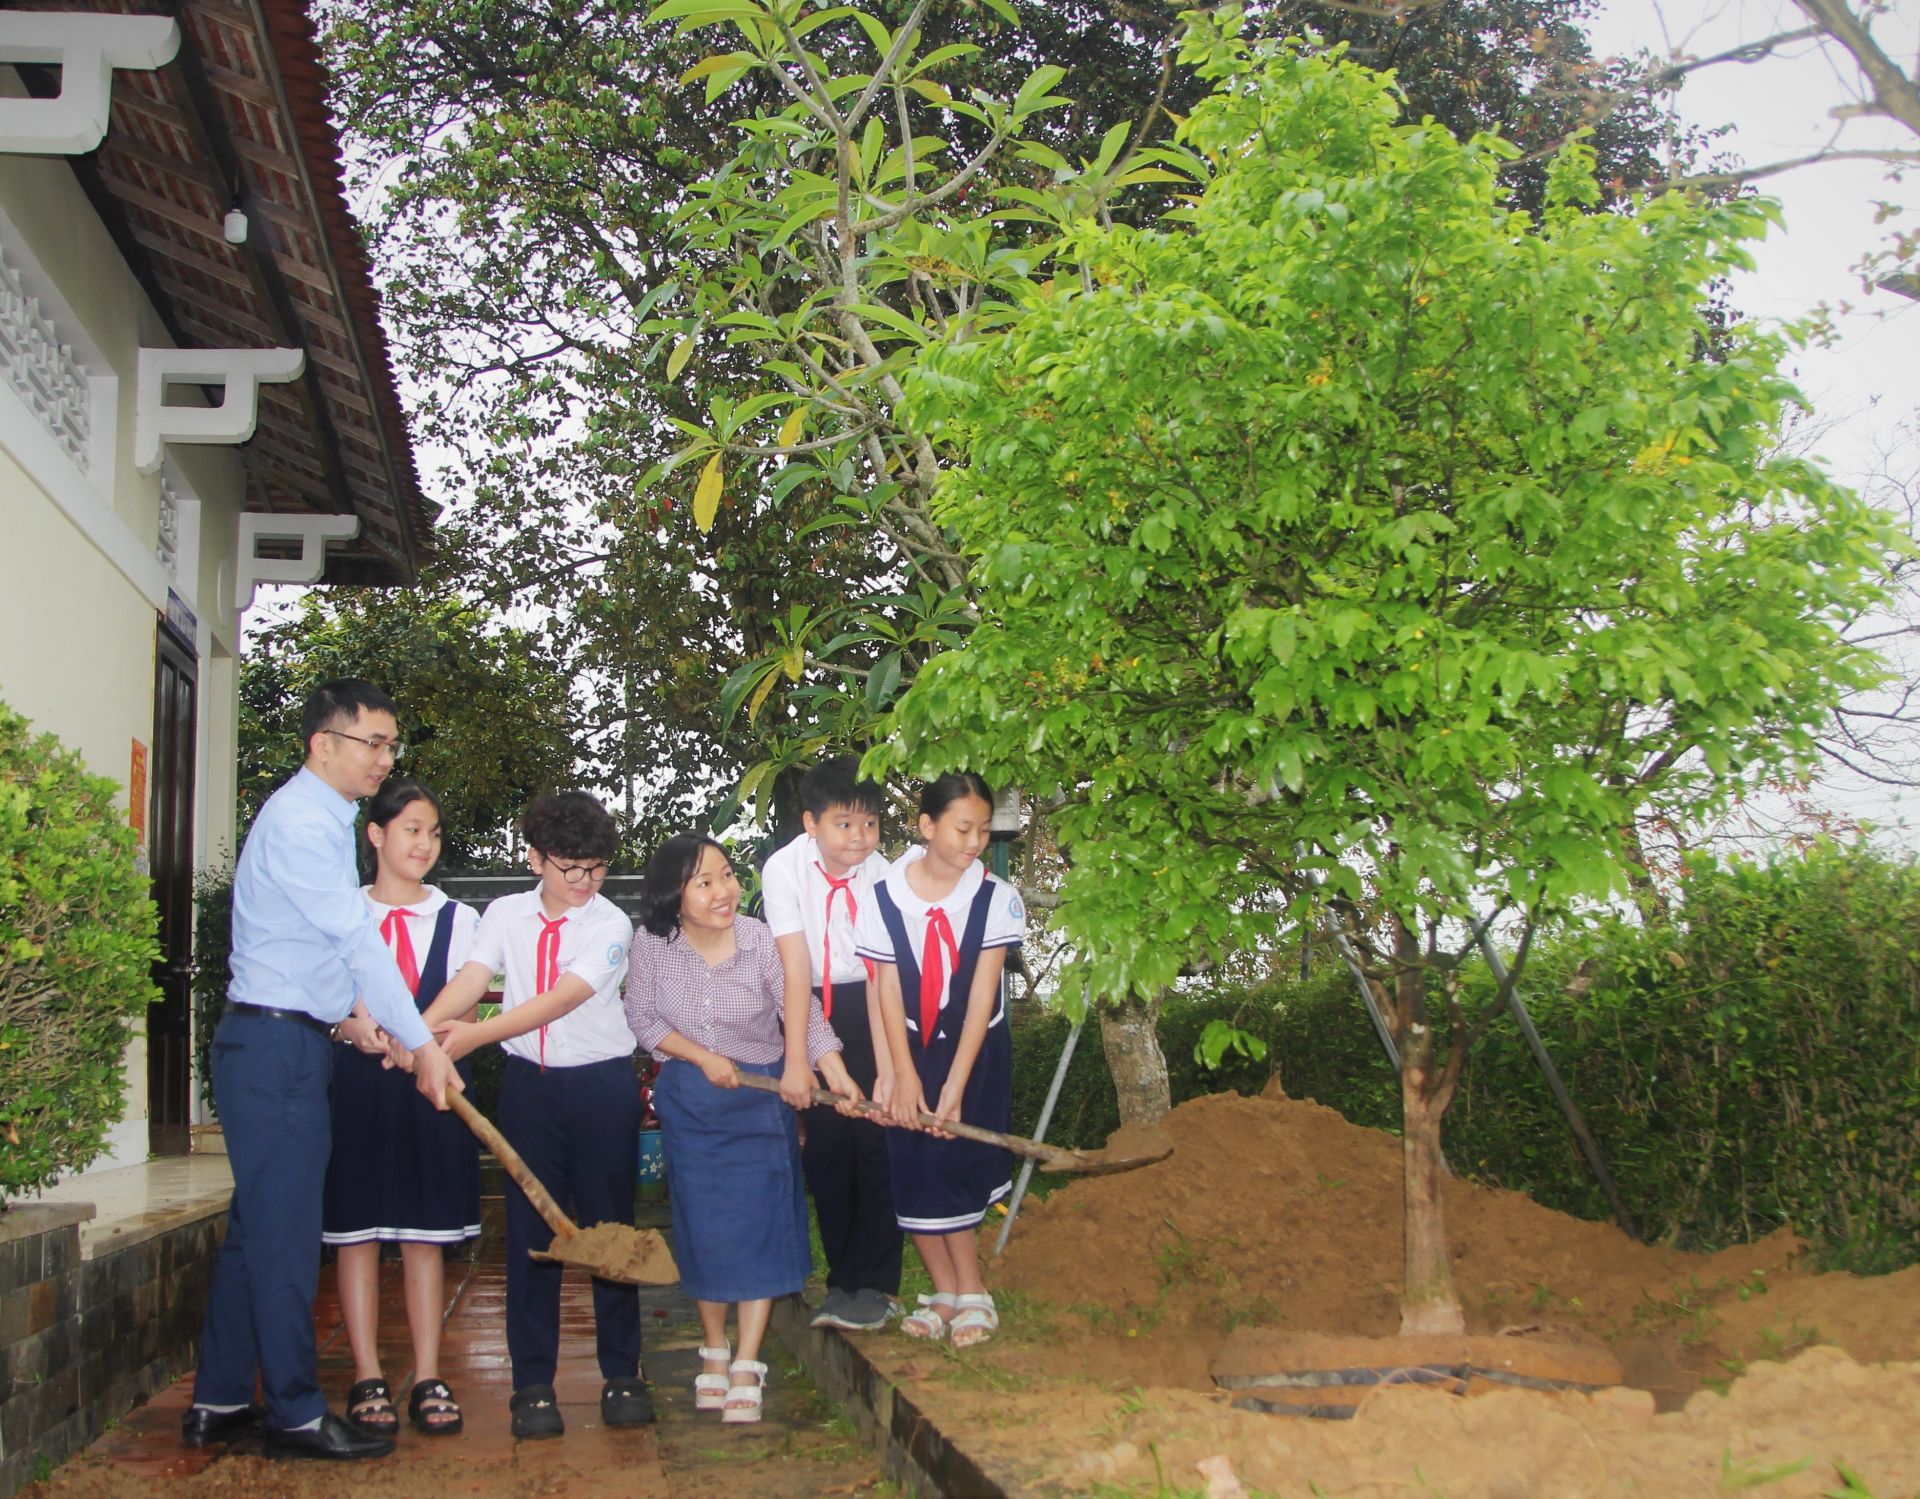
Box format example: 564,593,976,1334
1149,843,1920,1273
1012,842,1920,1273
1,702,160,1196
192,864,233,1111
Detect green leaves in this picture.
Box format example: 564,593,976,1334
1,701,160,1195
880,38,1898,1009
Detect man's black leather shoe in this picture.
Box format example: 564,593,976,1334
265,1412,395,1461
180,1404,263,1446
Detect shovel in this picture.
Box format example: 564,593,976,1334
447,1091,678,1284
734,1071,1170,1176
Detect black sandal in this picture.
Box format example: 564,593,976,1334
408,1378,464,1436
343,1377,399,1436
509,1383,563,1440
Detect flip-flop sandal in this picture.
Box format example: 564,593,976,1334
408,1378,464,1436
343,1377,399,1436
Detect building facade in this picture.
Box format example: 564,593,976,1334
0,0,433,1171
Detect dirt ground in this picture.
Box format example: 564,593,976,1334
861,1089,1920,1497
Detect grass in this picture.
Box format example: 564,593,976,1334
991,1285,1055,1337
928,1340,1033,1394
1720,1451,1814,1489
1225,1294,1281,1332
1632,1278,1723,1347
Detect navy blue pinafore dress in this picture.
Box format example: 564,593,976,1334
876,879,1013,1233
321,902,481,1245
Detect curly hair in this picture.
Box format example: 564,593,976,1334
522,791,618,861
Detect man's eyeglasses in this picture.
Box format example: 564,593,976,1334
325,729,405,759
550,860,609,885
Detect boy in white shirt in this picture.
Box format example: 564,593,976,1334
761,758,900,1332
425,792,649,1439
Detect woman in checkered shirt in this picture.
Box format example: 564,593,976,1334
621,833,861,1424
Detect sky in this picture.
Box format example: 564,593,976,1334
1585,0,1920,842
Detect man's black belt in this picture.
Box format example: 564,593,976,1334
226,1001,333,1037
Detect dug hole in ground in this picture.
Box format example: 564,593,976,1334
860,1090,1919,1498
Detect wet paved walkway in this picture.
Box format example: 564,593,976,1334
28,1201,885,1498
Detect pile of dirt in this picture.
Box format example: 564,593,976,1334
894,1090,1920,1494
993,1092,1917,1400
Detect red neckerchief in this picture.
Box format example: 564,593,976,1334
535,912,567,1070
813,860,876,1020
919,907,959,1041
380,906,427,992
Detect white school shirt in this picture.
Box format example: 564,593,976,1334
361,886,480,995
854,848,1023,1032
466,888,636,1067
760,833,892,987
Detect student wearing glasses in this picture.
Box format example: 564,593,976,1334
424,792,649,1440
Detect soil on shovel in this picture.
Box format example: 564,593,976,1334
540,1221,679,1282
851,1090,1920,1496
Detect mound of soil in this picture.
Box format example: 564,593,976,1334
886,1090,1920,1495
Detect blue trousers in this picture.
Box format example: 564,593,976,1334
192,1010,333,1428
499,1055,642,1389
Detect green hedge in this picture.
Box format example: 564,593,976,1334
1008,843,1919,1273
2,703,160,1195
192,865,233,1110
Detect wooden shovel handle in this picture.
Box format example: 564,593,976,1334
733,1069,1079,1167
447,1089,581,1240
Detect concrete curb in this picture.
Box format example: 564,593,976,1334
770,1295,1028,1498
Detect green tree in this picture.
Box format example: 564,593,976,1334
324,0,1689,815
877,22,1898,1332
325,0,1709,1113
240,588,577,863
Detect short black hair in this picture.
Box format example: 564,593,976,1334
636,832,731,938
523,791,618,862
800,756,883,819
302,678,396,751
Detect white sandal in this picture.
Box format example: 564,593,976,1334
694,1344,731,1410
950,1292,999,1349
721,1359,767,1424
900,1292,957,1340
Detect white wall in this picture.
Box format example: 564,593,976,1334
0,135,247,1167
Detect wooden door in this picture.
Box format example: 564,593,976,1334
147,623,197,1156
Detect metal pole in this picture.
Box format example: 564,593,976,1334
1294,843,1397,1071
1332,929,1400,1070
1474,925,1639,1241
993,1017,1082,1254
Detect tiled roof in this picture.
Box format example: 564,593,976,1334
30,0,432,584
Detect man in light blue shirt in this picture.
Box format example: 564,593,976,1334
184,679,460,1462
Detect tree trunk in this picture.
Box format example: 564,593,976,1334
1398,1053,1465,1335
1098,991,1171,1125
1387,913,1465,1336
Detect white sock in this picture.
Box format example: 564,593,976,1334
194,1402,247,1414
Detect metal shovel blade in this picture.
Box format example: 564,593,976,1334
448,1091,679,1284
